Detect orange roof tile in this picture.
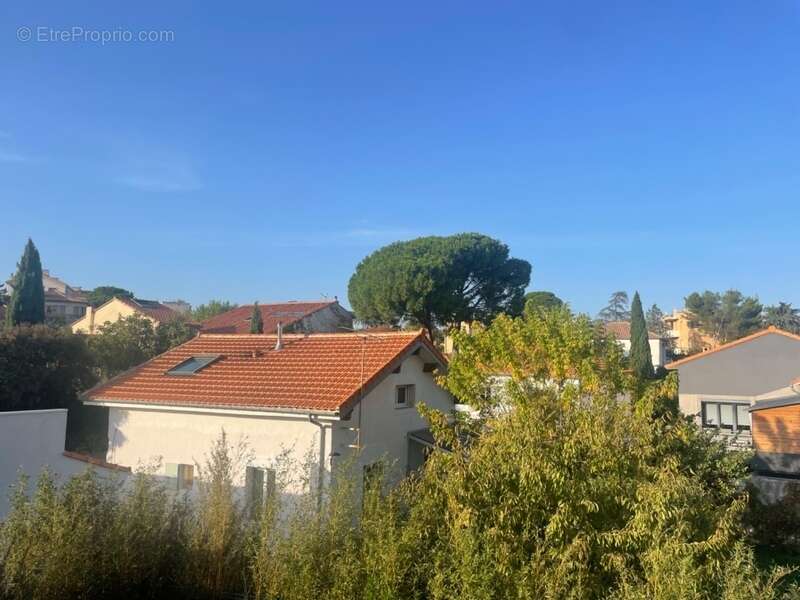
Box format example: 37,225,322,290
665,326,800,368
85,330,445,414
201,300,341,334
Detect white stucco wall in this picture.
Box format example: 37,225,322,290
98,350,452,494
0,409,101,517
106,407,332,492
617,338,667,367
333,352,454,482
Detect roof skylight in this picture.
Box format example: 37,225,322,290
166,355,221,376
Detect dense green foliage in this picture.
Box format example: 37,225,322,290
89,313,196,379
629,292,654,379
249,302,264,334
1,308,796,599
523,290,564,312
5,239,45,327
192,300,237,322
86,286,135,307
763,302,800,334
0,325,97,412
685,290,763,343
348,233,531,336
598,290,630,322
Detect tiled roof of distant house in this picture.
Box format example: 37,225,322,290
85,330,445,414
115,296,180,323
201,300,342,334
45,289,89,304
603,321,660,340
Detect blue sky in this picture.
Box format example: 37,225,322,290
1,1,799,316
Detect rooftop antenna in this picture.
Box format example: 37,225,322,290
275,322,283,351
338,326,382,452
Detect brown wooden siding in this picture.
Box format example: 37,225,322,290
752,405,800,454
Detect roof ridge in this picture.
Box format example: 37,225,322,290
197,329,424,339
666,326,800,368
240,299,336,307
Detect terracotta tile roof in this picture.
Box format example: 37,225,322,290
200,300,341,334
666,326,800,368
602,321,660,340
116,296,179,323
85,330,445,414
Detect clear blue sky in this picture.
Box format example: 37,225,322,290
2,1,799,316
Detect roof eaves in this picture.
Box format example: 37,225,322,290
85,397,340,417
750,395,800,412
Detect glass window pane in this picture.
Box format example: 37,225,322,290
737,405,751,430
167,355,219,375
720,404,734,429
703,403,719,427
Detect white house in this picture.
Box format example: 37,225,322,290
603,321,668,368
83,330,452,498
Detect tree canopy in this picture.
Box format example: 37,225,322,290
250,302,264,334
192,300,237,322
6,239,45,327
685,290,762,343
629,292,654,379
86,286,134,308
429,307,783,598
597,290,630,322
348,233,531,337
763,302,800,334
0,325,96,412
523,291,564,312
645,303,667,337
89,313,195,379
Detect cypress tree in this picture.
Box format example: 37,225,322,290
629,291,654,379
6,238,45,327
249,302,264,334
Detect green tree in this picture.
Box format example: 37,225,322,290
348,233,531,338
523,291,564,312
629,292,654,380
0,325,96,412
192,299,237,322
86,286,134,307
90,313,196,379
597,290,629,322
155,316,197,353
250,302,264,333
89,314,159,379
645,303,667,337
429,307,786,599
6,238,45,326
685,290,763,343
763,302,800,334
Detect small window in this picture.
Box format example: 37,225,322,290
166,355,220,376
165,463,194,490
736,405,751,431
395,384,415,409
245,466,276,513
701,401,750,433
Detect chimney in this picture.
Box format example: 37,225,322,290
275,322,283,351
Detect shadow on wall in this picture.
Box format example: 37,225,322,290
65,403,108,458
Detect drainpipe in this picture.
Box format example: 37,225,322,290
308,414,326,509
